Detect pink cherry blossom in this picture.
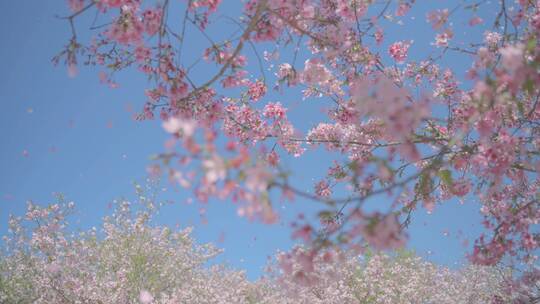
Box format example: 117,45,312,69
388,41,411,63
67,0,85,12
162,117,196,137
499,43,525,73
139,290,154,304
54,0,540,292
427,9,449,30
247,80,266,102
142,8,162,36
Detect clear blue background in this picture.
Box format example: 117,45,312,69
0,1,496,280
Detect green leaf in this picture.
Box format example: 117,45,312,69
523,78,535,96
438,169,453,187
416,172,434,198
318,210,334,221
527,37,537,53
517,100,525,116
337,233,349,244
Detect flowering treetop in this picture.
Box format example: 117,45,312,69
0,199,529,303
56,0,539,285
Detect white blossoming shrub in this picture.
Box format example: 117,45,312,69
0,197,518,303
0,198,258,304
264,249,511,303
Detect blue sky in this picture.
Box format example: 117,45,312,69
0,1,496,280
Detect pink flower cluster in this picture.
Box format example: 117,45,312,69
57,0,540,289
388,41,411,63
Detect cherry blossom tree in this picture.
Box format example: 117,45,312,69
0,196,258,303
1,198,532,303
54,0,539,296
266,248,514,303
